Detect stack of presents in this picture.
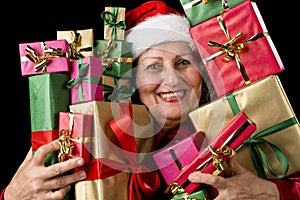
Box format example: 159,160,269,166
18,0,300,199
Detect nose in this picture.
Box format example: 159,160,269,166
161,65,181,88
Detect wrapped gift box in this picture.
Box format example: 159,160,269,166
171,112,256,194
19,39,70,76
190,1,284,97
102,7,126,41
179,0,245,26
153,131,207,185
58,112,93,163
57,28,94,59
171,189,208,200
189,75,300,179
70,101,159,200
66,56,103,104
29,73,70,132
94,39,133,78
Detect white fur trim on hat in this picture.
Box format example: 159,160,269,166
125,14,196,61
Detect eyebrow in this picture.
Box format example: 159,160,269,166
140,53,194,62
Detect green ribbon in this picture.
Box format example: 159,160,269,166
101,8,126,40
102,78,135,102
226,93,293,179
65,59,101,103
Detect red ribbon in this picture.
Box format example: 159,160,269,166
109,113,160,200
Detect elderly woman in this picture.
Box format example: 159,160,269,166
2,1,300,200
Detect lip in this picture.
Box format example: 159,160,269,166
158,90,186,102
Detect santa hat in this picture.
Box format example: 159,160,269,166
125,1,196,61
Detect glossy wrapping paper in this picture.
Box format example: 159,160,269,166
190,1,284,97
94,40,133,78
179,0,245,26
103,7,126,41
189,75,300,179
67,56,103,104
153,131,207,185
70,101,160,200
58,112,93,163
57,28,94,59
19,39,70,76
172,112,256,194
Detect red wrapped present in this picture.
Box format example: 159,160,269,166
153,131,207,185
190,0,284,97
169,112,256,194
19,39,70,76
58,112,93,163
65,56,103,104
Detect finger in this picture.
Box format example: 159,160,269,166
46,170,87,190
32,140,60,165
43,157,85,179
45,185,71,200
188,171,227,189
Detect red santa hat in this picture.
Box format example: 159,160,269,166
125,1,196,60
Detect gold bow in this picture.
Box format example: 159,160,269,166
25,42,65,72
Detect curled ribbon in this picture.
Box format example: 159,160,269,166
208,145,233,172
203,15,269,84
69,30,92,59
101,8,126,40
97,39,117,69
25,42,65,73
58,113,86,162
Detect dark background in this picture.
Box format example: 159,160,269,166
1,0,298,191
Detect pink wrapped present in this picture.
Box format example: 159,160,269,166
58,111,93,163
19,39,70,76
153,131,207,185
190,0,284,97
170,112,256,194
66,56,103,104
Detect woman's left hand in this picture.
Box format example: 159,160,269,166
188,152,280,200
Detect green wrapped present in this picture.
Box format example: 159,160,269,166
28,73,70,132
179,0,245,26
94,39,132,78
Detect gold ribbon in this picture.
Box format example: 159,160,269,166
24,42,65,73
58,113,90,162
203,15,269,84
207,145,233,173
97,39,133,69
69,30,92,59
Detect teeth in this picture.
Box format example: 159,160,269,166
160,91,184,99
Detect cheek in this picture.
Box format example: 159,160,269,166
137,84,157,105
185,72,202,98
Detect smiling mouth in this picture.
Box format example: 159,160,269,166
159,90,185,102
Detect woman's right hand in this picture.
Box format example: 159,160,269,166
4,140,87,200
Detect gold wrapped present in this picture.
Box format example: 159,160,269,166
102,7,126,41
57,28,94,59
189,75,300,179
70,101,160,199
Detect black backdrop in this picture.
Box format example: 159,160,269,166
1,0,298,191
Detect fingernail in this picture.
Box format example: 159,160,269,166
188,173,196,182
77,158,84,166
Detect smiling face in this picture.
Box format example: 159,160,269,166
136,41,202,132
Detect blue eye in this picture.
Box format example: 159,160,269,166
146,63,164,71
